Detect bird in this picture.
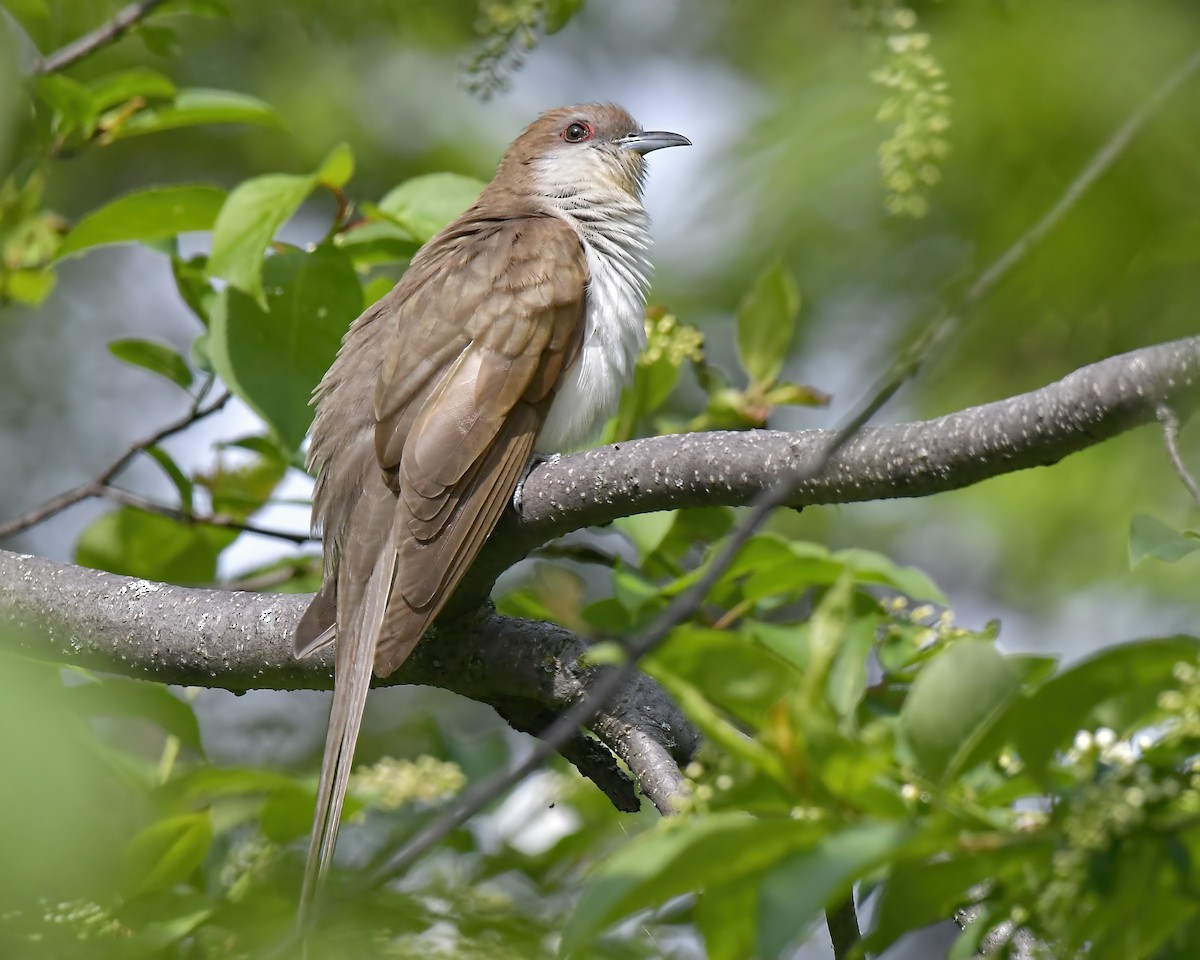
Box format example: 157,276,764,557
291,102,689,924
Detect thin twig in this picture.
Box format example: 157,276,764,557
827,896,862,960
98,487,314,545
363,44,1200,892
1157,404,1200,508
32,0,171,75
0,391,230,540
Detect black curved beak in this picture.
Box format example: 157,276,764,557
617,130,692,154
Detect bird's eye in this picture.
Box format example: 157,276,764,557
561,121,594,143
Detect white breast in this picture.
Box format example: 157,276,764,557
535,206,652,452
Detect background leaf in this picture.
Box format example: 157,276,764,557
736,259,800,387
65,677,203,753
563,814,820,953
207,245,361,451
123,813,213,896
75,508,235,585
110,89,284,140
1011,636,1200,777
58,185,226,259
206,172,317,305
376,172,486,243
107,338,194,389
757,822,915,958
1130,513,1200,566
899,640,1021,782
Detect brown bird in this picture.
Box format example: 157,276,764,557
291,103,688,922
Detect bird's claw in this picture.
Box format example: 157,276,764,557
513,452,561,513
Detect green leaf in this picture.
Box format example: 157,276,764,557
196,453,287,520
124,813,213,895
88,68,177,112
697,878,758,960
899,640,1022,783
172,254,216,326
119,893,213,953
736,259,800,387
110,88,283,140
1130,513,1200,566
0,652,139,904
376,172,486,244
160,766,299,808
143,445,195,513
58,185,226,259
763,379,830,408
1011,636,1200,778
757,821,915,958
835,547,948,604
826,611,884,725
75,507,235,585
614,510,678,561
208,245,361,451
317,142,355,189
206,172,318,305
34,74,97,138
869,841,1053,950
543,0,584,32
562,813,821,953
650,625,800,726
4,267,56,305
335,218,421,265
138,23,180,58
65,677,203,753
644,660,789,781
260,785,321,842
108,338,194,389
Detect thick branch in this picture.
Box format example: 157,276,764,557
1,337,1196,814
0,549,695,814
490,335,1200,587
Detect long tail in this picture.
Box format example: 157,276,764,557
297,548,394,930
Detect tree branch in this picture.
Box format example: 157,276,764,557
0,337,1194,819
0,549,696,815
32,0,170,75
480,335,1200,595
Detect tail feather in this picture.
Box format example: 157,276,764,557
297,547,395,929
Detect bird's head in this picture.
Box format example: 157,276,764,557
499,102,690,203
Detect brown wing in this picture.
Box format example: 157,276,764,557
371,213,587,675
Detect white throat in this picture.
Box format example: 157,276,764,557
535,192,653,452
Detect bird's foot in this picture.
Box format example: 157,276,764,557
513,452,561,513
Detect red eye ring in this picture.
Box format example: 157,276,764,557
561,121,594,143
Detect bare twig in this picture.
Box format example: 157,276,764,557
97,486,314,545
32,0,171,75
365,46,1200,889
1157,404,1200,508
0,392,230,541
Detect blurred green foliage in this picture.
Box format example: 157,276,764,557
2,0,1200,957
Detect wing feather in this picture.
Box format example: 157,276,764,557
372,214,586,670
